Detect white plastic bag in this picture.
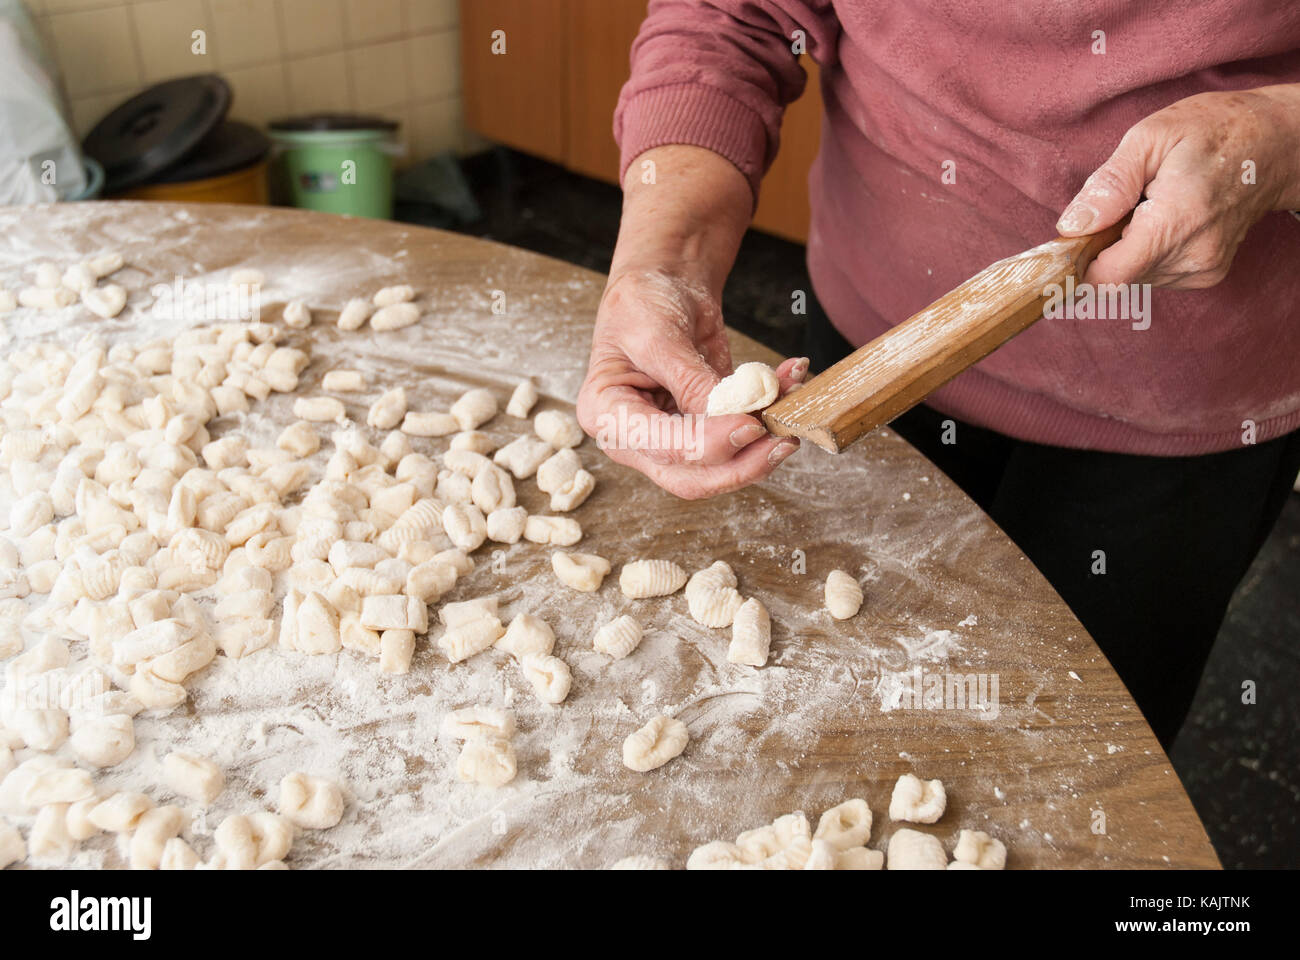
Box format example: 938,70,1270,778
0,0,87,203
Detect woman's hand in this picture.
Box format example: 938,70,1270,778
1057,84,1300,288
576,145,805,500
577,266,805,500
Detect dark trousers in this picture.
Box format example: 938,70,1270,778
804,303,1300,749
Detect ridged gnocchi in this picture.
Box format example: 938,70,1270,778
622,714,688,772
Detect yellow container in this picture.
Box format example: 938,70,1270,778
115,160,269,205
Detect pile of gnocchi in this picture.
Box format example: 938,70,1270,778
669,774,1007,871
0,256,884,870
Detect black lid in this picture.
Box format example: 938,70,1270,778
151,120,271,184
268,113,400,133
83,74,232,193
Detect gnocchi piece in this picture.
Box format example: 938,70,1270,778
370,302,420,331
401,411,459,437
442,502,487,552
456,737,517,788
292,396,347,425
551,550,610,592
533,409,583,448
229,268,264,286
88,791,153,833
359,594,428,633
29,803,75,862
322,369,365,392
535,448,581,494
0,818,26,868
498,614,555,660
485,506,528,543
685,560,745,628
62,261,97,291
282,300,312,329
212,811,294,870
162,751,224,805
443,449,490,476
367,387,407,430
89,251,125,277
521,653,572,704
593,614,642,660
813,798,872,850
450,430,496,455
505,379,538,419
129,804,184,869
706,361,779,415
202,435,248,470
522,515,581,546
379,629,415,673
441,706,516,742
279,772,345,829
686,840,749,870
727,597,771,667
69,713,135,768
372,284,415,307
550,468,595,512
10,491,54,537
337,298,373,331
471,463,515,513
160,836,201,870
129,666,188,710
824,569,863,620
886,828,948,870
438,616,505,663
493,435,553,479
952,829,1006,870
622,714,688,772
19,285,77,309
292,592,342,655
803,838,837,870
616,559,690,601
888,774,947,823
65,797,101,841
405,559,458,603
450,388,498,431
837,847,885,870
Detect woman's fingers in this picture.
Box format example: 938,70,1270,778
581,380,772,467
621,433,801,500
1058,122,1171,236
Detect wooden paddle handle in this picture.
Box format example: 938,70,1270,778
762,217,1129,453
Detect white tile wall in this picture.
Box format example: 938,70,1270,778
28,0,466,165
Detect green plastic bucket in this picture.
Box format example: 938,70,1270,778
268,115,401,219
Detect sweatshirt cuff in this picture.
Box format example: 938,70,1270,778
617,83,771,206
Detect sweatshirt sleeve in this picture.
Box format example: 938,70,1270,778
614,0,839,201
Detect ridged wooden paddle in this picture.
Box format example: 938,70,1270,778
762,219,1129,453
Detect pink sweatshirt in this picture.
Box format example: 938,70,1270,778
615,0,1300,455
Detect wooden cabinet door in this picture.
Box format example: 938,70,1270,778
564,0,649,183
461,0,568,164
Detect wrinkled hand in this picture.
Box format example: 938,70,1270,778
1058,86,1300,288
576,267,805,500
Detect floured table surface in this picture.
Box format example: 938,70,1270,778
0,202,1217,869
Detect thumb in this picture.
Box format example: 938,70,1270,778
1057,124,1168,236
630,333,723,415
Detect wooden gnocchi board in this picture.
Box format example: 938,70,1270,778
0,202,1218,869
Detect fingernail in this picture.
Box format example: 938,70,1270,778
729,424,766,448
768,439,798,466
1057,202,1096,234
791,357,810,381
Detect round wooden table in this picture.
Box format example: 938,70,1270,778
0,202,1218,869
